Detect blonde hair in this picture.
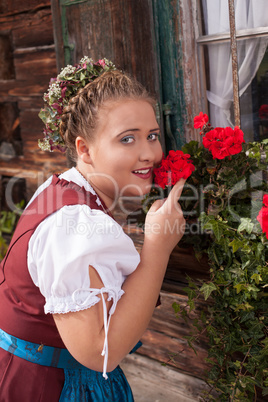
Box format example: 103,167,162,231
60,70,156,163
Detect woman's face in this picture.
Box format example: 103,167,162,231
81,99,163,209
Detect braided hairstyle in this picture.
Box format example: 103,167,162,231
60,70,156,163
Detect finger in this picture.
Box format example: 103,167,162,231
148,198,166,213
165,179,186,208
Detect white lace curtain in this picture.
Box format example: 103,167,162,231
202,0,268,127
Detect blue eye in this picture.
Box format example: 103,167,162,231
148,133,160,141
120,136,135,144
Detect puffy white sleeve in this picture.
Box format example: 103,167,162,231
28,204,140,379
27,204,140,315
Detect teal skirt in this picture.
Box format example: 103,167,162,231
0,328,134,401
60,366,133,402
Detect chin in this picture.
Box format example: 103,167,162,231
132,186,152,197
120,186,151,198
119,178,153,198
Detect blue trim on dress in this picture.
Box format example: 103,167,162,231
0,327,85,369
0,328,140,401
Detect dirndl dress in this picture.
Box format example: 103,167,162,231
0,171,141,401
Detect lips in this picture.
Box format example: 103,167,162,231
132,167,153,179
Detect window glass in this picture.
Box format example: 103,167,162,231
240,45,268,141
201,0,230,35
199,0,268,141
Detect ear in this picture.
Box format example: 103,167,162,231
76,136,92,164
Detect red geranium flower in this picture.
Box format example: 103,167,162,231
203,127,222,150
203,126,244,160
224,126,244,155
257,194,268,239
154,150,195,189
194,112,209,130
259,104,268,120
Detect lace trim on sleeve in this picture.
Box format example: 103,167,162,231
73,286,124,380
44,294,101,315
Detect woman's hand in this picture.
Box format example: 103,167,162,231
144,179,186,256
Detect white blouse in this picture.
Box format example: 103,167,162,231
27,167,140,378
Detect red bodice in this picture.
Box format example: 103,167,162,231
0,175,104,347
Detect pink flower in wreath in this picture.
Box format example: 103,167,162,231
97,59,106,68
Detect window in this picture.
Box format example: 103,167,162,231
197,0,268,142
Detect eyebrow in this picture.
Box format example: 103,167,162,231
116,128,160,137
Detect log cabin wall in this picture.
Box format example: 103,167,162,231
0,0,210,398
0,0,67,207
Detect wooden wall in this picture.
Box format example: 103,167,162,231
0,0,67,205
0,0,210,396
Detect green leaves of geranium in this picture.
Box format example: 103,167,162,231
173,136,268,400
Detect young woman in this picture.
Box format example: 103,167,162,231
0,59,185,401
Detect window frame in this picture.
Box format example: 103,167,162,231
194,0,268,132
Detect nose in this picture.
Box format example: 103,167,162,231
139,141,159,163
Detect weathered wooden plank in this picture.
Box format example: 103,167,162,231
22,140,67,168
0,155,67,201
0,170,26,202
0,102,20,143
0,158,45,202
0,156,65,177
132,289,210,379
121,353,209,401
139,327,209,378
11,81,49,97
179,0,205,142
14,48,57,82
51,0,159,96
18,98,44,110
108,0,159,93
0,80,49,100
50,0,64,71
148,290,209,342
0,30,15,80
12,9,54,48
19,110,45,141
166,245,210,284
0,1,51,17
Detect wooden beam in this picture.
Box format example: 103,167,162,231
228,0,240,127
50,0,65,71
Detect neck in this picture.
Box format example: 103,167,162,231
75,165,116,212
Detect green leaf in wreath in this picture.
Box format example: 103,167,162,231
80,72,86,81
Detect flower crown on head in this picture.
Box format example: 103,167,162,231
38,57,116,152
